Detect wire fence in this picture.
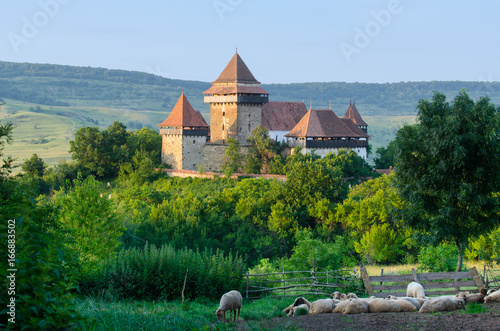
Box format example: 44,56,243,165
483,266,500,289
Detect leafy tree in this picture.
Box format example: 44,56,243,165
69,121,130,177
119,150,161,185
53,175,124,266
0,120,15,180
245,125,275,174
393,90,500,271
222,137,242,177
373,140,397,169
127,127,162,166
22,153,47,177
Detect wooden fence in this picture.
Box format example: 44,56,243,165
360,266,484,297
244,263,359,299
484,266,500,289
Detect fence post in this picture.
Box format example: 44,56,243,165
246,272,249,298
380,268,383,294
469,266,485,291
312,258,317,295
360,266,375,297
281,261,285,296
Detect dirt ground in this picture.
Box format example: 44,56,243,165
240,303,500,331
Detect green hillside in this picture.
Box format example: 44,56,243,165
0,61,498,167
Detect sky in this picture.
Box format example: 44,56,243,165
1,0,499,84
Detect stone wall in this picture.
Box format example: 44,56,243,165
161,134,183,169
209,102,238,144
202,143,251,172
236,103,262,145
181,135,207,171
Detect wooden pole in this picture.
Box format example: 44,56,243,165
281,261,285,296
246,272,249,298
380,268,383,294
360,266,375,297
182,267,189,305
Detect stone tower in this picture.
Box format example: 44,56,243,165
158,93,209,170
203,52,269,145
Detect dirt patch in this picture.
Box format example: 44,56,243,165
239,303,500,331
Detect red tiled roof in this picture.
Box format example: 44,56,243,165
203,84,269,95
344,100,368,127
212,52,261,84
285,109,362,138
341,118,370,138
158,93,209,128
262,101,308,131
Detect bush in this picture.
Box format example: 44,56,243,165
418,243,464,272
79,244,244,301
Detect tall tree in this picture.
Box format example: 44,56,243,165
245,125,275,174
373,140,397,169
22,153,47,177
393,90,500,271
222,137,242,177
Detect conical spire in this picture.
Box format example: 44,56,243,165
158,93,209,128
212,52,261,84
344,101,368,127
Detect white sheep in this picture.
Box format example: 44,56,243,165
386,295,421,310
283,297,312,315
368,298,401,313
484,290,500,303
288,303,309,316
406,281,426,299
346,293,358,300
418,297,464,313
309,298,335,314
215,290,242,323
394,299,418,312
486,288,499,296
343,299,369,314
332,300,350,313
340,293,348,301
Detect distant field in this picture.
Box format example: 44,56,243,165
1,98,415,169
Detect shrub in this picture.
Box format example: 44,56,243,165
79,244,244,301
418,243,464,272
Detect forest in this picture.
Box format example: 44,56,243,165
0,90,499,329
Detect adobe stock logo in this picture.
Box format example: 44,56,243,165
213,0,243,21
7,0,71,53
340,0,405,64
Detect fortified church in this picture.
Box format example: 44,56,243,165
158,52,369,171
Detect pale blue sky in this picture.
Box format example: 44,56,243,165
1,0,499,84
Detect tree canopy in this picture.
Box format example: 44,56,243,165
393,90,500,271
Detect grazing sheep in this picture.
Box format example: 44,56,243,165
484,290,500,303
310,298,335,314
343,299,369,315
407,281,426,299
385,295,421,310
418,297,464,313
288,304,309,316
215,290,242,323
332,300,350,314
368,298,401,313
331,291,342,300
346,293,359,300
283,297,312,315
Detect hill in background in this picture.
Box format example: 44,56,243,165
1,61,499,166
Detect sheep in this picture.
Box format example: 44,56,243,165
343,299,369,315
332,300,350,313
331,291,342,300
215,290,242,323
486,288,499,296
288,304,309,316
309,298,335,314
484,290,500,303
346,293,359,300
394,299,418,312
340,293,348,301
283,297,312,315
457,289,487,304
385,295,421,310
368,298,402,313
406,281,426,299
418,297,464,313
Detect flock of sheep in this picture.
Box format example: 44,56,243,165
214,283,500,323
283,282,500,316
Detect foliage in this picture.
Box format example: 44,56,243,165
0,148,83,329
127,127,162,166
0,121,15,180
222,137,242,176
333,174,413,264
118,150,164,185
21,153,47,177
79,244,243,301
52,174,124,266
245,125,276,174
465,226,500,266
393,90,500,271
373,139,397,169
69,121,130,178
418,243,463,273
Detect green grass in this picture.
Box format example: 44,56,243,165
76,296,297,331
462,302,488,314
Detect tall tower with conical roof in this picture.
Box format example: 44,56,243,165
343,100,368,134
158,92,209,170
203,52,269,144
